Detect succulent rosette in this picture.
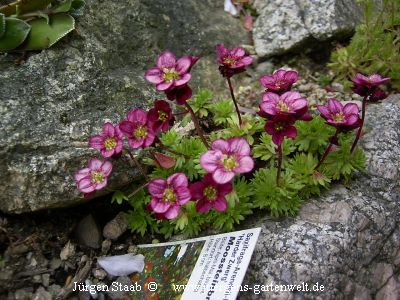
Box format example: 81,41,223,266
88,123,123,158
119,109,155,149
190,174,233,213
147,173,191,220
75,158,112,194
200,137,254,184
259,69,298,94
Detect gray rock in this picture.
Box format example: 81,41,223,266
32,287,52,300
240,95,400,299
106,276,132,300
75,214,102,249
103,212,128,240
253,0,366,57
0,0,247,214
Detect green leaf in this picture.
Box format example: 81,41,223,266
24,14,75,50
0,17,30,51
0,0,52,17
52,0,72,13
111,190,128,205
0,13,5,38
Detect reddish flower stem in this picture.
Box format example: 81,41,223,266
183,102,210,148
351,95,368,153
128,182,149,198
226,77,243,127
125,149,149,181
276,144,283,186
315,129,339,171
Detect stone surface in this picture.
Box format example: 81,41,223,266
74,214,102,249
253,0,365,57
240,95,400,299
0,0,247,213
103,212,128,240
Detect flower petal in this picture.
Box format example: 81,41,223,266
317,105,331,120
196,200,212,213
88,158,103,170
259,75,274,88
127,109,147,124
231,47,245,57
213,169,235,184
234,156,254,173
145,67,163,84
75,168,91,182
88,135,104,150
213,197,228,212
100,161,113,176
239,55,253,66
95,179,108,190
211,139,229,153
200,150,223,173
164,206,180,219
176,187,191,205
128,138,144,149
190,182,205,200
327,98,343,114
167,173,188,189
175,56,192,74
343,103,359,115
119,121,135,136
78,178,96,193
156,51,176,69
102,123,115,136
174,73,191,86
218,182,233,196
151,200,170,214
262,92,280,103
148,179,167,197
228,137,250,156
156,81,173,91
284,126,297,138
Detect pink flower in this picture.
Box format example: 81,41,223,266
75,158,112,194
259,91,310,120
119,109,155,149
147,173,191,220
260,69,298,94
165,84,193,105
352,73,390,97
264,116,297,145
190,174,233,213
144,51,197,91
200,137,254,184
88,123,123,158
147,100,174,133
352,73,390,88
216,44,253,77
317,98,361,131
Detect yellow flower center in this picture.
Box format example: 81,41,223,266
221,155,238,171
158,110,168,122
277,101,290,112
203,186,217,201
274,123,284,131
162,188,176,203
223,56,237,66
333,112,344,122
133,126,147,139
91,171,104,184
104,137,117,150
163,68,180,82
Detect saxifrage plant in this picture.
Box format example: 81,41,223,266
74,45,389,238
